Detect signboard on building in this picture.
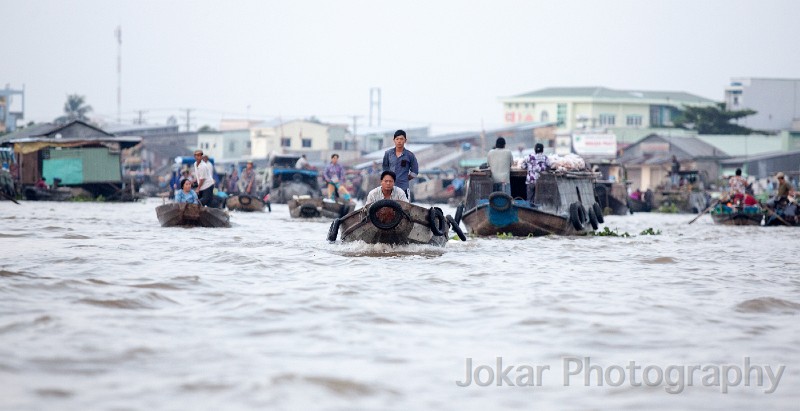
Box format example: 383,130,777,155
641,142,670,153
555,135,572,156
572,133,617,157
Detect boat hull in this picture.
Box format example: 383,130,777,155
337,201,449,246
462,203,591,237
288,197,354,219
155,203,231,228
226,195,266,212
711,212,763,226
23,187,74,201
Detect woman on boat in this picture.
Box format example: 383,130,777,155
175,178,201,205
365,171,408,203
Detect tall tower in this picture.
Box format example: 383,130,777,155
115,26,122,123
369,87,381,127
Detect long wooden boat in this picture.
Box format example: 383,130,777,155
459,168,601,237
226,195,267,212
155,203,231,228
710,210,764,226
23,186,74,201
328,199,462,246
288,196,355,219
594,180,629,215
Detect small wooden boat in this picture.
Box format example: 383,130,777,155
627,189,654,213
459,168,600,237
226,194,268,212
710,209,764,226
327,199,463,245
288,195,354,219
594,180,629,215
155,203,230,228
23,186,74,201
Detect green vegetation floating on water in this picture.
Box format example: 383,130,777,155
71,195,105,202
639,227,662,235
657,204,680,213
496,232,514,239
591,226,662,237
591,227,632,237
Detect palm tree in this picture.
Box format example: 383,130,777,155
56,94,93,123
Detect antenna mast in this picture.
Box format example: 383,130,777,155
115,26,122,123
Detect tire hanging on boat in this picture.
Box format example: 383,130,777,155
569,202,586,231
446,215,466,241
299,202,319,217
488,192,513,212
428,207,447,236
368,199,405,230
327,218,341,242
592,202,604,224
454,204,464,225
588,206,599,230
239,195,252,206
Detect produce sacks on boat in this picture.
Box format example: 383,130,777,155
547,153,586,172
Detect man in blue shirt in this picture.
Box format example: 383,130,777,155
382,130,419,199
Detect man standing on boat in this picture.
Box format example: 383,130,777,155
728,168,747,199
193,150,215,206
365,170,408,203
522,143,551,206
487,137,513,195
382,130,419,199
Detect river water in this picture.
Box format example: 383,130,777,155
0,199,798,410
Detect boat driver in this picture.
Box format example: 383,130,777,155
365,171,409,203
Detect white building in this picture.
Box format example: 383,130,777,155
499,87,717,143
197,129,251,161
725,77,800,132
249,119,354,164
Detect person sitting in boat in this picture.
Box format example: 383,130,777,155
324,154,350,201
35,177,48,189
239,161,257,195
767,172,793,210
295,154,310,170
365,170,408,203
629,188,642,201
521,143,551,205
175,178,200,205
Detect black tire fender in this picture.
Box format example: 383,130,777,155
488,192,513,212
368,199,405,230
239,195,251,206
327,218,341,242
569,202,585,231
592,202,604,224
428,207,447,236
446,215,467,241
588,206,599,230
299,202,319,217
454,204,464,225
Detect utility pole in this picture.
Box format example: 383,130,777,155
183,108,194,132
351,115,362,153
369,87,381,127
115,26,122,123
134,110,147,125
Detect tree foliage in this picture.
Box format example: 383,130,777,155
55,94,93,124
673,103,760,135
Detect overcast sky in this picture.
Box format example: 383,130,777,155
2,0,798,134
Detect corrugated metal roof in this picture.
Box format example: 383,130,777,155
511,87,715,103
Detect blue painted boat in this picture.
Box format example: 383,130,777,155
459,169,601,237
